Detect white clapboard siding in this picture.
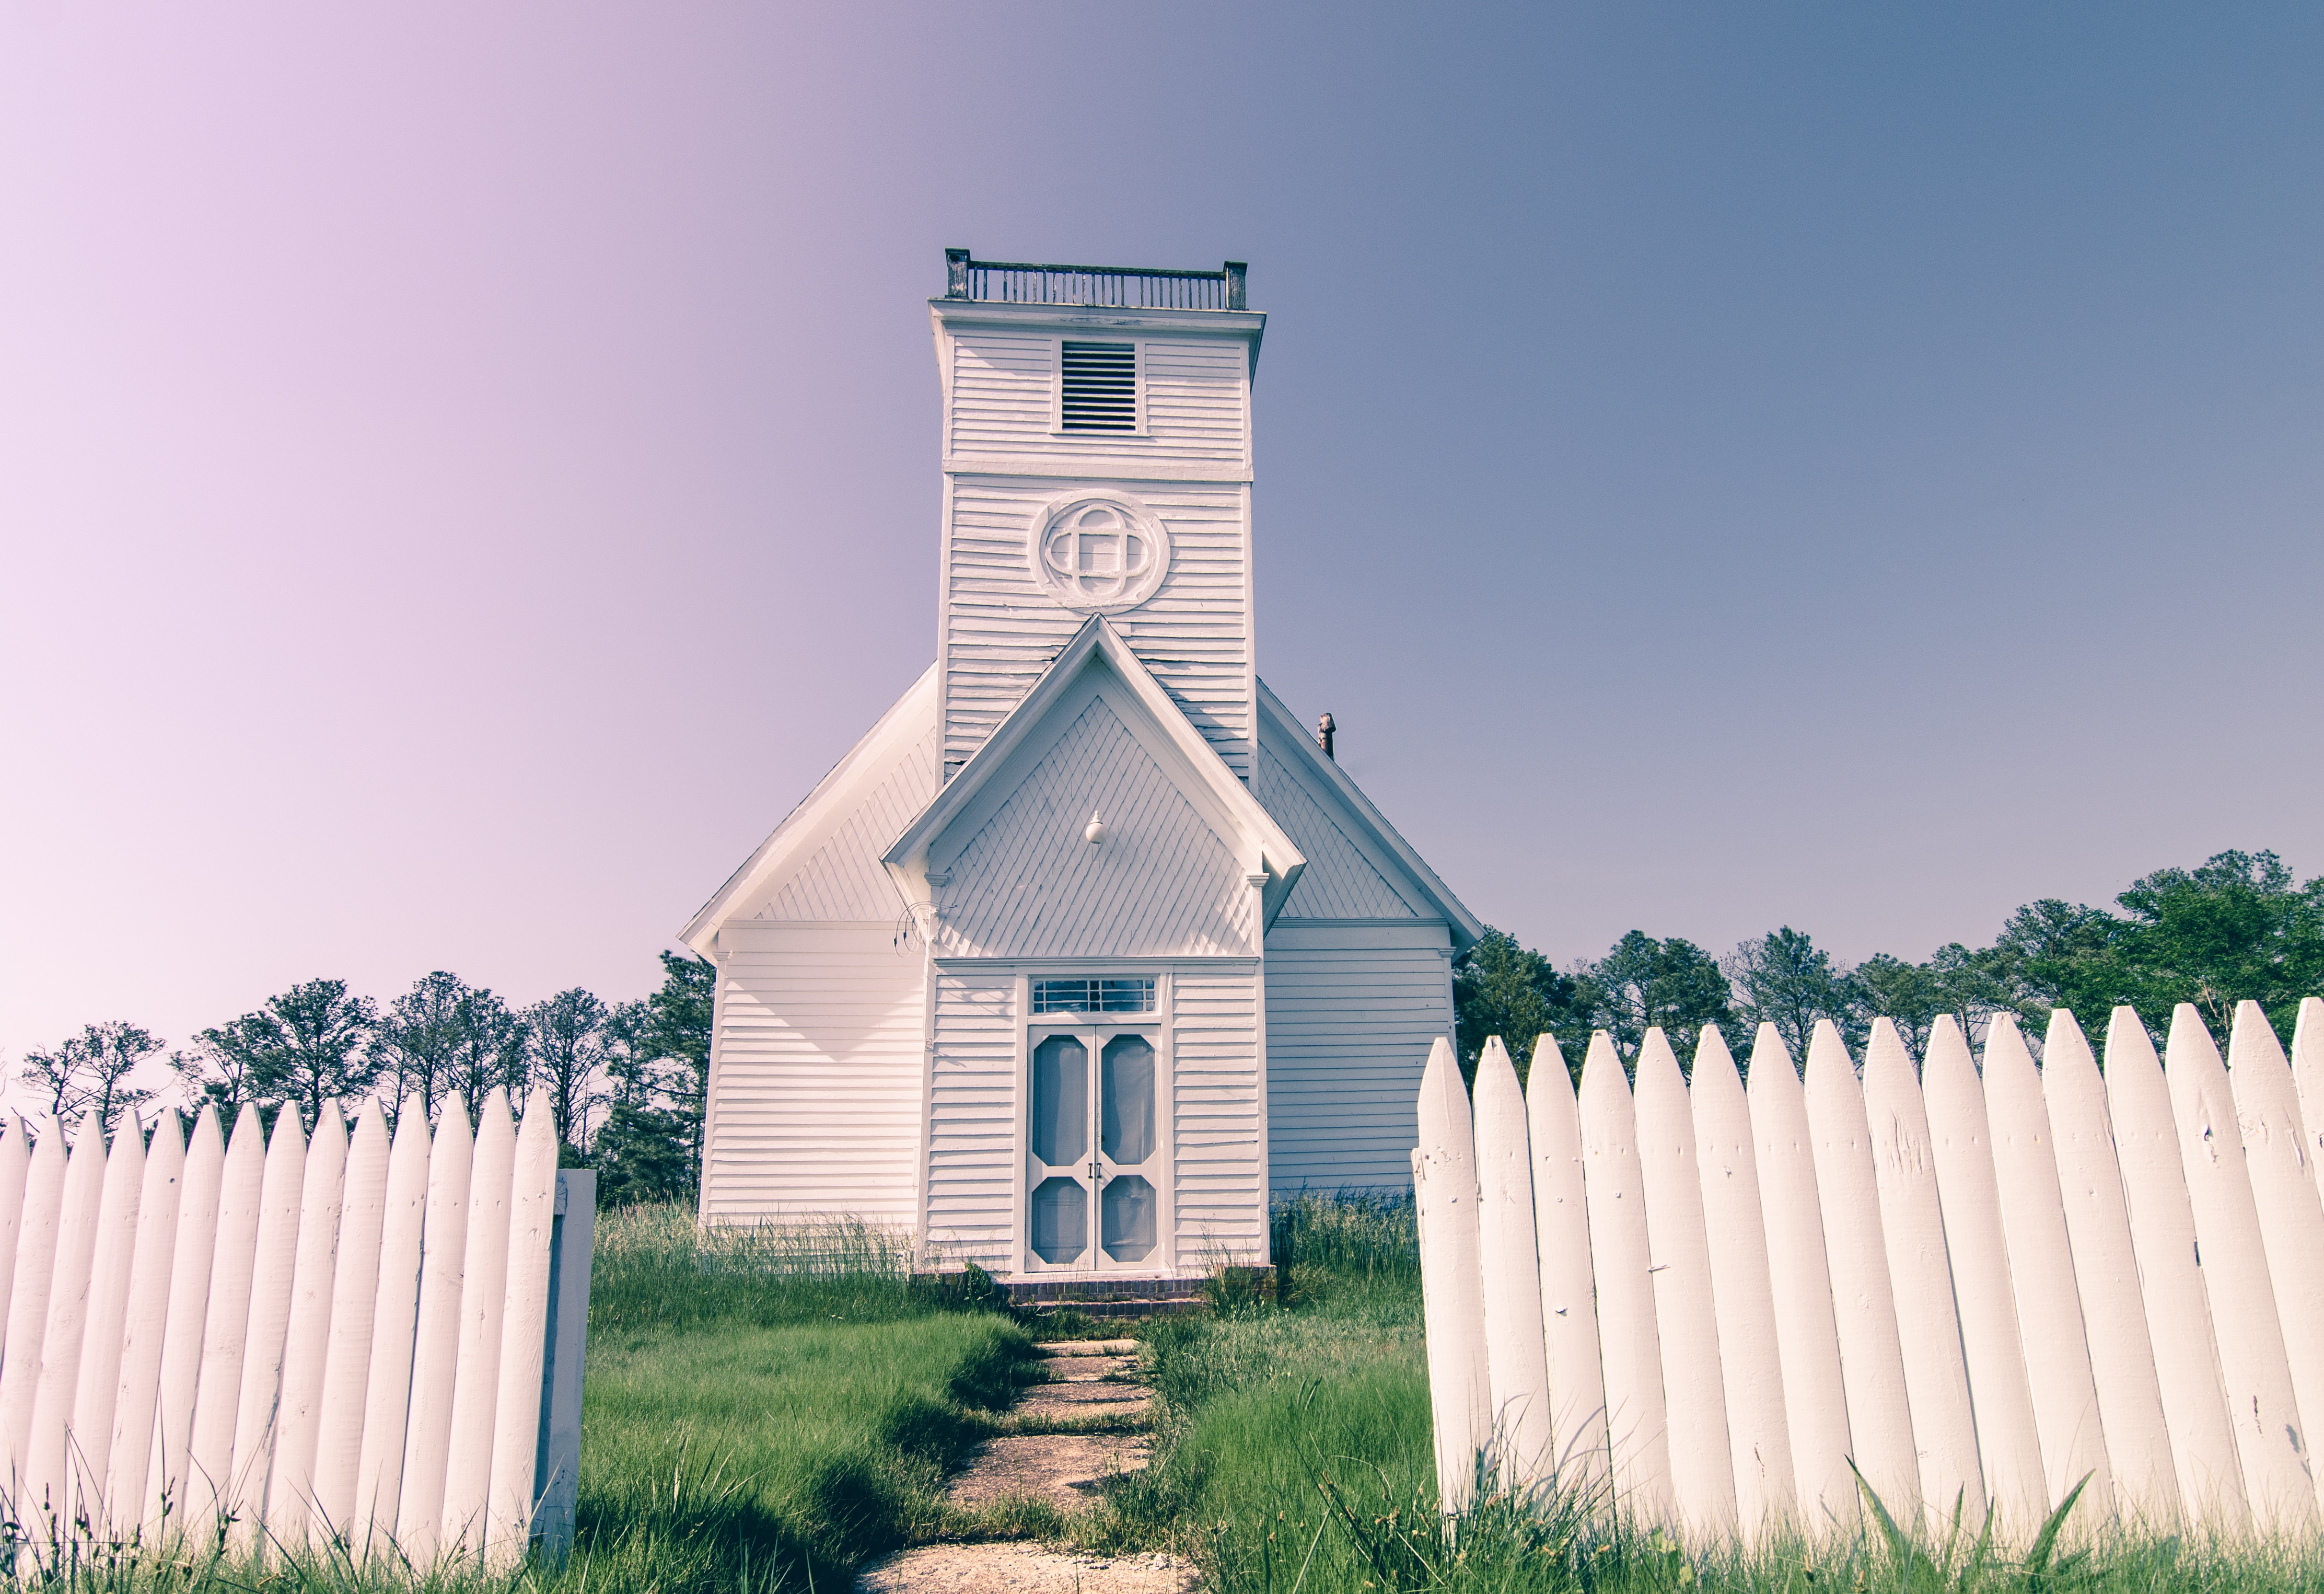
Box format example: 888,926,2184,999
1524,1035,1609,1497
313,1101,391,1541
104,1112,185,1534
67,1113,149,1528
946,331,1249,466
924,974,1017,1270
25,1116,114,1535
1801,1024,1919,1519
941,475,1252,776
1264,925,1454,1191
2224,999,2324,1515
356,1102,432,1554
443,1091,518,1558
1471,1039,1554,1486
153,1109,225,1534
268,1104,348,1545
1577,1032,1674,1527
2163,1006,2316,1530
2104,1009,2246,1524
398,1095,474,1564
937,695,1254,960
1980,1018,2113,1525
225,1108,307,1545
487,1094,560,1564
2040,1013,2176,1528
1691,1027,1796,1538
1633,1030,1737,1539
1746,1026,1854,1532
1921,1018,2047,1531
701,928,929,1226
1172,968,1265,1266
1,1119,69,1489
1413,1038,1489,1514
1862,1019,1984,1525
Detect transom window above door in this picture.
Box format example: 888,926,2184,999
1031,977,1155,1014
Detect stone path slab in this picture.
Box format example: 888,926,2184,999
944,1433,1153,1510
859,1543,1194,1593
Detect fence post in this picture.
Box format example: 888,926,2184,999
1523,1034,1608,1501
1802,1023,1919,1522
1691,1026,1796,1540
2105,1008,2245,1527
1863,1018,1984,1528
1922,1017,2047,1535
944,248,971,298
1414,1037,1488,1515
1746,1024,1855,1533
1577,1031,1674,1529
1224,261,1248,310
533,1169,597,1567
1471,1038,1553,1489
1633,1027,1736,1538
2165,1006,2314,1531
1981,1017,2113,1528
2224,998,2324,1522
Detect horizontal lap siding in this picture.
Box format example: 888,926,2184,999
948,333,1247,466
926,973,1017,1270
701,937,924,1225
1173,969,1266,1266
944,476,1250,777
1264,938,1454,1192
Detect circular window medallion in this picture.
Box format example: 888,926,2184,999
1027,494,1171,614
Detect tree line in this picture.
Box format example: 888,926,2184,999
1453,848,2324,1085
11,953,713,1207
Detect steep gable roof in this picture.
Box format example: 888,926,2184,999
679,665,936,950
1252,681,1484,951
884,617,1306,929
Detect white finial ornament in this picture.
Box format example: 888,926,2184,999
1084,813,1107,846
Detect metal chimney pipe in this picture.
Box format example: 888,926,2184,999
1317,713,1335,759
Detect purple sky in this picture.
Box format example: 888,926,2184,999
5,6,2322,1078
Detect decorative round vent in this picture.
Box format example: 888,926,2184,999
1027,493,1171,614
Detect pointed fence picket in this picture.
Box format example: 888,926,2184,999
1416,996,2324,1547
0,1091,595,1573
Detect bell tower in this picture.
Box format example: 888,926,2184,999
929,250,1263,780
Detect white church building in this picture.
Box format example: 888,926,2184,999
681,252,1481,1289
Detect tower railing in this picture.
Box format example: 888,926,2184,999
943,249,1248,311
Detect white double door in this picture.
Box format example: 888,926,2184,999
1026,1025,1165,1272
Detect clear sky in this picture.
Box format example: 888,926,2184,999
4,5,2320,1069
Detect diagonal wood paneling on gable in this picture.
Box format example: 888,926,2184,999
937,695,1253,958
756,727,940,921
1251,744,1415,919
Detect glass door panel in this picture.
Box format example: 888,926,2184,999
1026,1025,1165,1273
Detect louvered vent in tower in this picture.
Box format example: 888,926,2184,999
1060,341,1137,432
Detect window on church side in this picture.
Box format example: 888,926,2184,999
1060,341,1137,431
1031,977,1156,1014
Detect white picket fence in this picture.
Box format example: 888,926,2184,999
0,1087,597,1572
1414,998,2324,1545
